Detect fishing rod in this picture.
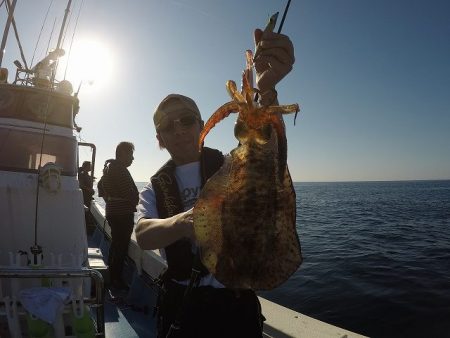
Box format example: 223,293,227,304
31,93,54,266
254,0,293,103
276,0,298,124
264,0,292,37
277,0,292,33
31,0,75,266
262,0,292,34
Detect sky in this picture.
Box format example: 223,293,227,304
1,0,449,182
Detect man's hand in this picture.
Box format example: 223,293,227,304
254,29,295,105
174,208,196,241
135,208,196,250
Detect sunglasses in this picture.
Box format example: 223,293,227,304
158,115,199,132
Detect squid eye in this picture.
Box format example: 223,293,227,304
234,119,249,143
254,124,272,144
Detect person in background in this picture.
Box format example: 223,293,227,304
78,161,94,208
135,27,295,338
101,142,139,290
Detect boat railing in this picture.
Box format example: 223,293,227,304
0,267,105,337
12,66,34,87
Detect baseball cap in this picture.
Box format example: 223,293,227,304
153,94,202,131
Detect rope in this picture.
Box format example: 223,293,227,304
64,0,85,80
5,0,29,69
44,17,57,59
30,0,54,68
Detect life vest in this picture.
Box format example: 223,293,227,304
151,147,224,281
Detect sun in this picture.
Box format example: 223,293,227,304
58,38,114,93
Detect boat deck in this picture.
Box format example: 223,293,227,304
88,222,158,338
88,203,368,338
103,288,156,337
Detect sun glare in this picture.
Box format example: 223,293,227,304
59,38,114,93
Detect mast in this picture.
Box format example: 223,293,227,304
56,0,72,51
48,0,72,84
0,0,18,67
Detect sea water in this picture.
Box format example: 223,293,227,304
261,180,450,338
95,180,450,338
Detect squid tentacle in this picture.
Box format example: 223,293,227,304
226,80,245,103
263,104,299,116
269,113,289,181
198,101,242,150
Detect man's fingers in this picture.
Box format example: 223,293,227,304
256,45,294,66
254,50,293,73
253,28,295,93
254,32,295,65
257,62,292,93
254,28,263,46
254,54,293,87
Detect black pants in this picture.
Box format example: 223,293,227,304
106,213,134,284
82,191,93,208
157,280,263,338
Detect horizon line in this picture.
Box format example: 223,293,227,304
132,178,450,184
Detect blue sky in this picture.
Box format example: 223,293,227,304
2,0,449,182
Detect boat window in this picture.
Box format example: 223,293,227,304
0,128,77,175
